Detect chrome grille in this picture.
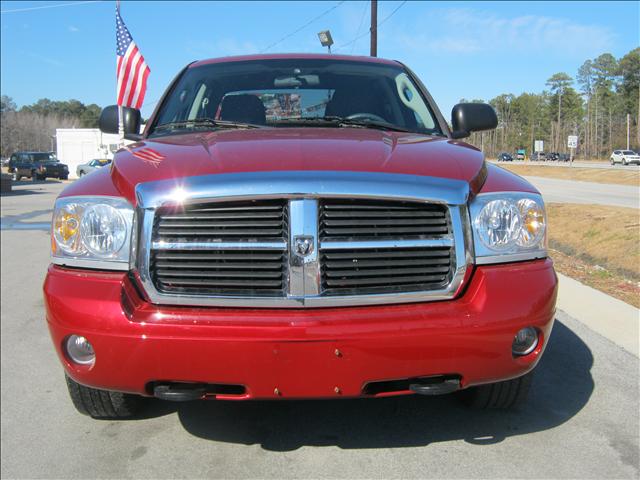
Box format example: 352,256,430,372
320,247,453,295
136,171,470,308
320,199,449,240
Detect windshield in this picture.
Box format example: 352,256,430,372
150,59,442,137
622,150,636,155
32,153,57,162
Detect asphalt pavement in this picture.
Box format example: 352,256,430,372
523,175,640,209
1,181,639,479
492,160,640,170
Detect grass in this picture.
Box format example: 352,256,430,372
546,203,640,307
496,163,640,186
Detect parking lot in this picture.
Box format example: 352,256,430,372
1,180,638,479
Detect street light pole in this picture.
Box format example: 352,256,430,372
370,0,377,57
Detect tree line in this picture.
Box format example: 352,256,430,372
465,48,639,159
0,96,101,158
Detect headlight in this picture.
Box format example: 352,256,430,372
51,196,134,270
470,192,547,264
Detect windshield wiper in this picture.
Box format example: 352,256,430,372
153,117,263,133
275,116,412,133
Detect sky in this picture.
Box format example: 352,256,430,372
1,0,638,118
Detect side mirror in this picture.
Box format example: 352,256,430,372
450,103,498,139
99,105,142,140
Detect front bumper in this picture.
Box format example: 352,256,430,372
44,259,557,399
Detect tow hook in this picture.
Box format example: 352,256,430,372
153,384,207,402
409,378,461,396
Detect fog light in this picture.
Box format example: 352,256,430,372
512,327,538,356
65,335,95,365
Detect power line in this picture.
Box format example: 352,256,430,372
1,1,103,14
350,1,369,55
260,1,346,53
336,0,407,52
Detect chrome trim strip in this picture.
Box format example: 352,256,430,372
320,238,453,250
151,241,287,250
135,171,469,209
475,250,547,265
134,171,472,308
288,199,320,296
52,257,130,271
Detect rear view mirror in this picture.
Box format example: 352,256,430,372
99,105,142,141
450,103,498,139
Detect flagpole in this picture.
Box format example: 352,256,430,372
116,0,124,145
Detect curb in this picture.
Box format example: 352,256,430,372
556,273,639,357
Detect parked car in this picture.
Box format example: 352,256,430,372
516,149,526,160
497,152,513,162
9,151,69,181
610,150,640,165
530,152,546,161
557,153,570,162
76,158,112,177
46,54,556,419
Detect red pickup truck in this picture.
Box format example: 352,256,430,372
45,54,557,418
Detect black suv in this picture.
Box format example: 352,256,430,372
8,152,69,181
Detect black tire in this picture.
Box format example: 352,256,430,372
79,171,85,177
60,175,68,180
31,171,39,181
65,374,142,419
13,171,20,181
459,370,534,410
622,158,628,166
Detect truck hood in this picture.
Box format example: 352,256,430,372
109,128,487,203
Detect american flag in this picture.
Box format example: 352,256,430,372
116,7,150,109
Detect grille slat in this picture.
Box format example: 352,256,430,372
157,228,285,237
155,261,282,270
325,257,450,268
322,226,449,235
325,266,451,278
156,269,283,279
325,275,447,287
158,278,283,288
323,218,446,226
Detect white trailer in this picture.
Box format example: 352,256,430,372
55,129,121,179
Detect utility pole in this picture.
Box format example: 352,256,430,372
627,113,631,150
370,0,377,57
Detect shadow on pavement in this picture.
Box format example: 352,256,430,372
139,320,593,451
1,188,49,197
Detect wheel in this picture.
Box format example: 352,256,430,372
60,175,68,180
79,171,85,177
610,158,615,165
459,370,534,409
622,158,628,166
65,374,142,419
31,171,39,181
12,171,20,181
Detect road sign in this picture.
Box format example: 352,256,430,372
534,140,544,152
568,135,578,149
